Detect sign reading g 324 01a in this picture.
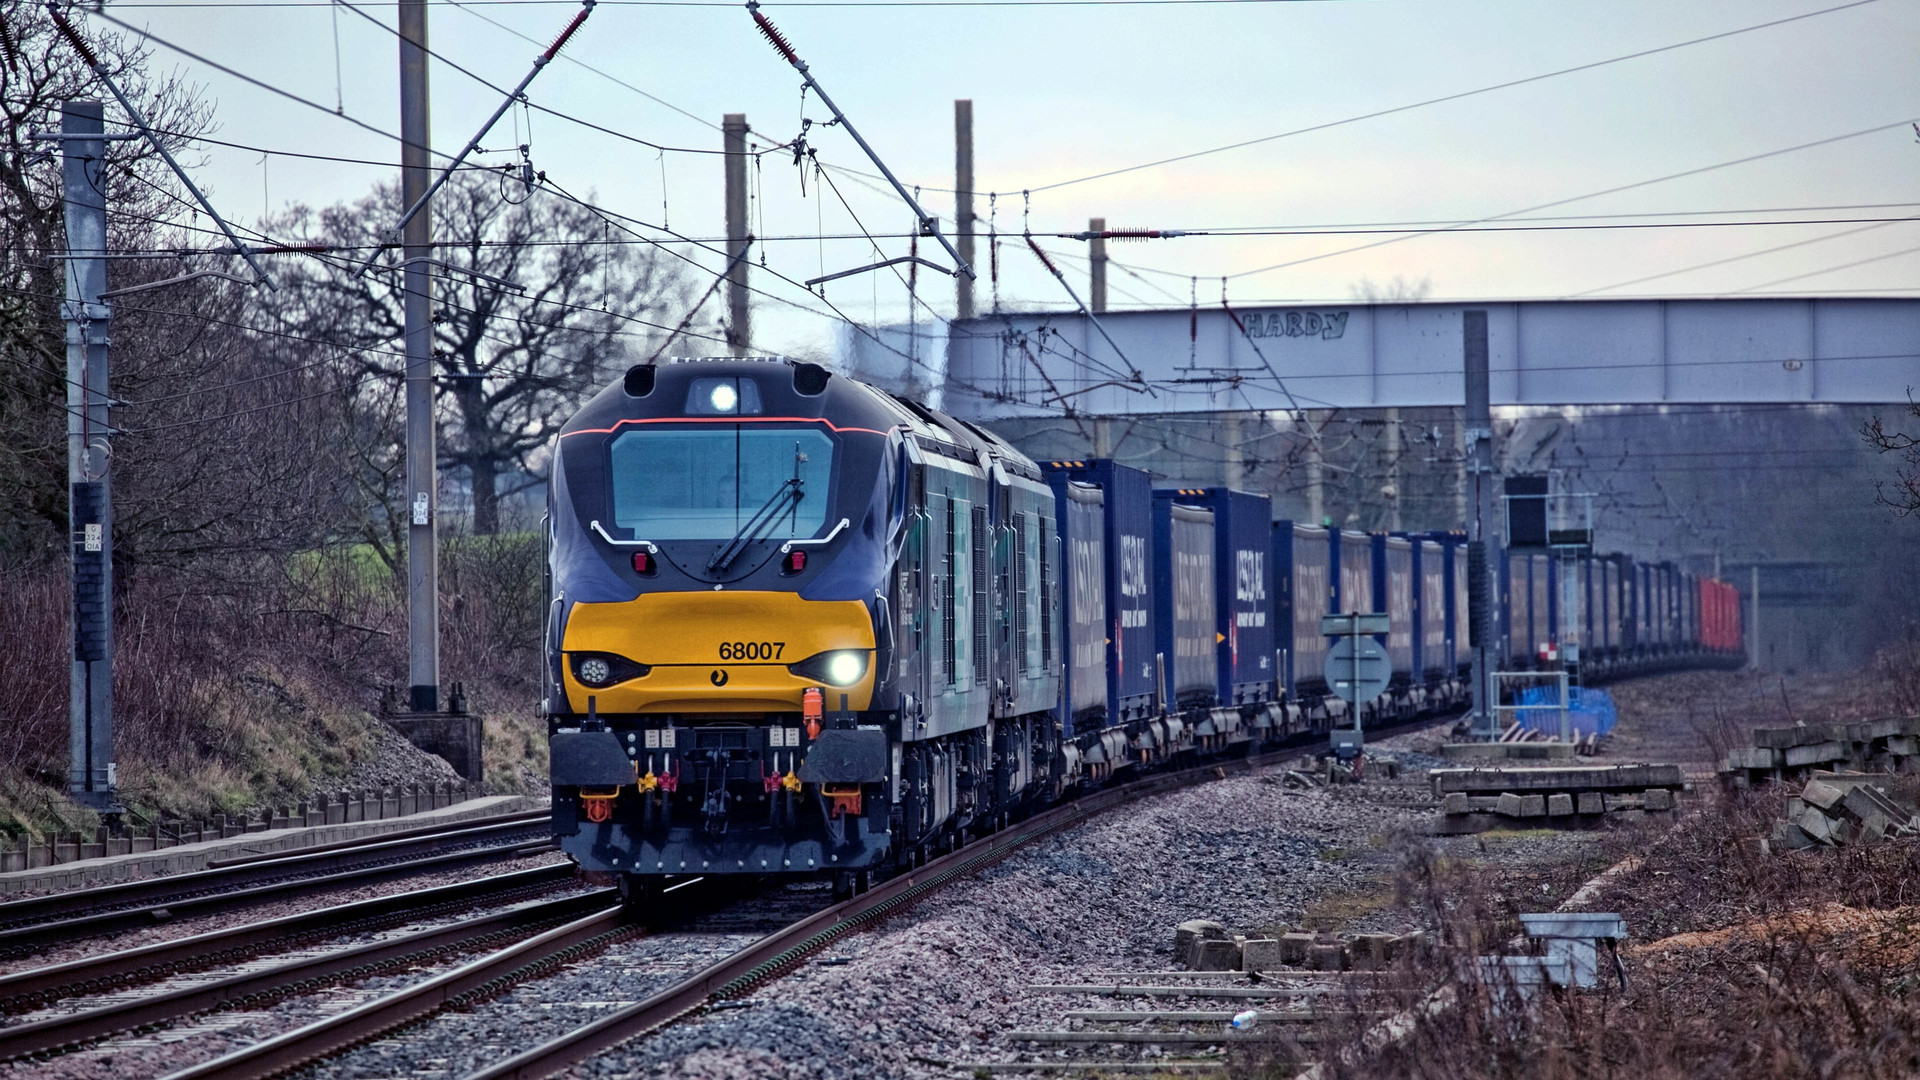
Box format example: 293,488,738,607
1239,310,1351,341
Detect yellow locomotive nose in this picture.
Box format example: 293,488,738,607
559,591,877,713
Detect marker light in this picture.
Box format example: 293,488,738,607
632,551,655,575
782,550,807,574
709,383,739,412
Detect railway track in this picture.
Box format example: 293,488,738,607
156,748,1294,1080
0,886,614,1061
0,863,574,1017
0,809,554,955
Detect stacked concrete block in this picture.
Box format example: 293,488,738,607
1431,764,1685,832
1174,919,1228,967
1770,773,1919,851
1723,716,1920,788
1308,942,1348,971
1192,937,1244,971
1171,922,1428,972
1241,937,1282,972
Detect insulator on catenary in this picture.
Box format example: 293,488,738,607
747,2,801,66
1024,234,1062,277
1064,228,1196,241
48,8,102,69
542,2,595,61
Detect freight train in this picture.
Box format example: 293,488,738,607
541,358,1744,898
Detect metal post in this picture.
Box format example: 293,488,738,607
954,100,974,322
1351,613,1363,734
61,101,119,815
1464,310,1498,740
1561,550,1580,685
400,0,439,713
1384,407,1401,531
1306,411,1325,525
723,113,750,356
1088,217,1107,313
1750,564,1761,671
1222,412,1243,489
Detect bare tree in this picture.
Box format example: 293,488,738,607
0,4,219,566
1864,394,1920,516
1349,274,1434,303
266,175,705,535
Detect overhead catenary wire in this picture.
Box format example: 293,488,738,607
1219,116,1920,282
51,19,993,403
55,0,1915,421
1731,243,1920,293
84,0,991,395
1023,0,1886,194
1568,215,1920,296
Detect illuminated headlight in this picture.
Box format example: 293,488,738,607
709,383,738,412
827,652,864,686
570,652,650,687
787,649,869,688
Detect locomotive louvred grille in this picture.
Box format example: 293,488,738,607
1013,513,1029,673
1039,516,1054,669
943,497,957,686
971,503,989,685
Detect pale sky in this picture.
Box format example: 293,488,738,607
81,0,1920,357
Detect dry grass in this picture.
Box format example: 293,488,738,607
0,532,548,837
1230,790,1920,1080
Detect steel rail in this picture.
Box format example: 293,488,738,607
468,750,1293,1080
159,906,635,1080
0,811,552,932
0,889,615,1061
203,809,552,868
0,838,557,954
0,863,574,1014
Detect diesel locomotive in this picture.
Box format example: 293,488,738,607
542,357,1744,899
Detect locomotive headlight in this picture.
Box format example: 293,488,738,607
578,657,613,686
708,383,739,412
787,649,869,687
827,652,865,686
570,652,650,687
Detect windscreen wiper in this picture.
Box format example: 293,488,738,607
708,477,804,574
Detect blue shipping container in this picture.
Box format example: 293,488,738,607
1159,488,1275,706
1274,522,1331,696
1042,460,1158,723
1153,494,1217,706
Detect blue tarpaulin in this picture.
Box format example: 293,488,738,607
1513,685,1618,739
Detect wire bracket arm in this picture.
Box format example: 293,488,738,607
355,0,596,277
746,1,976,281
1025,234,1150,396
49,4,278,290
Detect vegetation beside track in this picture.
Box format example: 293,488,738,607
1269,658,1920,1080
0,533,551,840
